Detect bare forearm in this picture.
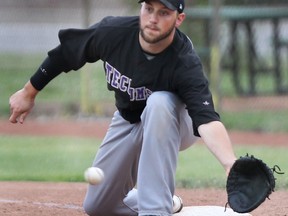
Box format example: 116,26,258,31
198,121,237,175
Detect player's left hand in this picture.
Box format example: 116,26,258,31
226,154,284,213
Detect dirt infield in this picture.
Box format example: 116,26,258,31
1,119,288,215
0,182,287,216
1,119,288,146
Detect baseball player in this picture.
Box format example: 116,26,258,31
9,0,237,215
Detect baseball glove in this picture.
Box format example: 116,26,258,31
226,154,284,213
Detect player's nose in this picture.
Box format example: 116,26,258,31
149,12,158,24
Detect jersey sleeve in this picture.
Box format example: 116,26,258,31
173,52,220,137
30,17,113,90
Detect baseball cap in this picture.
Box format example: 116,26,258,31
138,0,185,13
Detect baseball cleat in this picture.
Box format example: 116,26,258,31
173,195,183,213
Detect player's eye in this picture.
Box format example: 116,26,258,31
159,10,170,17
145,6,153,13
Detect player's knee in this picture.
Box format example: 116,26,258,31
83,195,125,216
83,198,105,216
146,91,180,113
83,201,107,216
83,200,96,216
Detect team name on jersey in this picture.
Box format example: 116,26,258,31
105,62,152,101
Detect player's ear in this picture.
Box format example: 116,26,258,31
175,13,186,28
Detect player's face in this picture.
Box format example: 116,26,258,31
139,1,184,44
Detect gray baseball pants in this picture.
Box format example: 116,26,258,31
83,91,198,216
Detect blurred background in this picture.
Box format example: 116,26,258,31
1,0,288,133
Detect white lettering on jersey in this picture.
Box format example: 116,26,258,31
105,62,152,101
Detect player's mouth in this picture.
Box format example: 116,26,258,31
146,25,160,32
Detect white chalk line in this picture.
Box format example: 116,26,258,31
0,198,83,210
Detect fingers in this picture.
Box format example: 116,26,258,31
9,104,16,123
9,108,20,124
9,95,18,123
9,114,18,123
9,111,28,124
9,102,27,124
19,112,28,124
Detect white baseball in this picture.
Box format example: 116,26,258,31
84,167,104,185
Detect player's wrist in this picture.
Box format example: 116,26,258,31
23,81,39,99
223,158,237,176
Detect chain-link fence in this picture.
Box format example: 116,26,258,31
1,0,288,132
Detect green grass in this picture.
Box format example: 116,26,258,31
176,143,288,189
221,110,288,132
0,135,100,182
1,135,287,189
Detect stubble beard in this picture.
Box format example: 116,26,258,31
140,21,176,44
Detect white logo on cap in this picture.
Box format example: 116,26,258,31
179,4,183,10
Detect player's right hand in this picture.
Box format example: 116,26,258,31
9,81,38,124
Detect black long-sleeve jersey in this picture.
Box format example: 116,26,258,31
30,16,220,136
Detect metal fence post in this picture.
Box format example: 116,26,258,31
80,0,91,114
209,0,222,112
